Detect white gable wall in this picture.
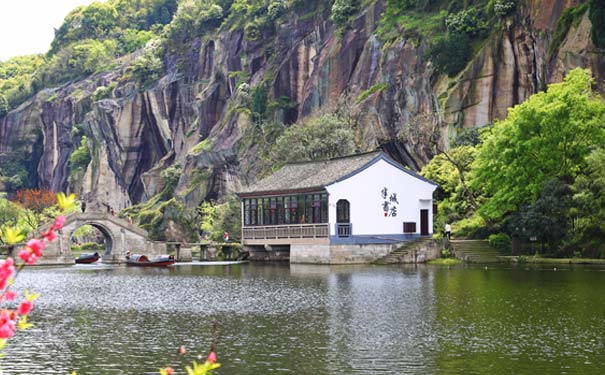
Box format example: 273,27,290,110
326,158,436,237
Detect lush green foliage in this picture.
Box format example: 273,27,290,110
0,95,8,118
125,42,164,88
267,114,357,167
199,196,241,242
331,0,360,28
445,7,487,37
165,0,225,48
121,165,199,242
356,83,388,103
472,68,605,220
69,137,92,175
0,55,46,110
426,69,605,256
490,0,516,17
570,148,605,257
488,233,511,254
50,0,176,55
590,0,605,48
428,32,471,76
421,145,480,235
506,179,572,254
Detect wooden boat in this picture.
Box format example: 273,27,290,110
125,254,175,267
75,252,100,264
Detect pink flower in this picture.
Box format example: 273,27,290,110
53,216,66,230
42,228,57,242
163,367,174,375
17,300,32,316
27,239,45,257
179,345,187,355
0,311,16,339
207,351,217,364
0,259,15,290
19,249,32,262
25,254,40,265
19,248,40,265
4,291,16,301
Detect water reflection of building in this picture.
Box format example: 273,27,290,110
316,265,439,373
237,151,437,264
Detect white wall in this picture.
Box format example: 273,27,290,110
326,159,436,237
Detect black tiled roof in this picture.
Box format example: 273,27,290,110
238,151,436,196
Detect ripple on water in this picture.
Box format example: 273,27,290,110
0,264,603,375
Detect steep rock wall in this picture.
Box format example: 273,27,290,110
0,0,602,211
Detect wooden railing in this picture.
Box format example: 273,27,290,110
336,223,352,238
243,224,329,240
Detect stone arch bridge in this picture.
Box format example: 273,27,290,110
35,212,167,265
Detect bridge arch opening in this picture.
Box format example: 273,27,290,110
70,223,114,258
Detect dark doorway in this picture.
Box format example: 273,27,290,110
420,209,429,236
336,200,350,223
336,200,351,237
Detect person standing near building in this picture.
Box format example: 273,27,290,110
444,223,451,240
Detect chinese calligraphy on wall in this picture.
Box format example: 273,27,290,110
381,187,399,217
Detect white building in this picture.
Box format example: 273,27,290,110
237,151,438,264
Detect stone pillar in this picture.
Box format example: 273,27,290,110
176,245,193,262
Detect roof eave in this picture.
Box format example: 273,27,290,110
236,186,327,198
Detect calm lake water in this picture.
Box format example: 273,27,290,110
2,262,605,374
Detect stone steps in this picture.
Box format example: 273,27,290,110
450,240,502,263
374,238,439,264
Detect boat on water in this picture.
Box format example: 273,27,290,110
75,252,100,264
125,254,175,267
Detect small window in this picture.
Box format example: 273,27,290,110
403,222,417,233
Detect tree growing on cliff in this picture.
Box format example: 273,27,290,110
471,68,605,220
331,0,360,28
199,196,241,242
589,0,605,48
0,95,8,118
267,114,357,168
428,32,472,76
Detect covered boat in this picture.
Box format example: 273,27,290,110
75,252,100,264
125,254,175,267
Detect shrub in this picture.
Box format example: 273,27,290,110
492,0,516,17
488,233,512,254
126,42,164,88
69,136,92,174
428,32,472,76
200,196,242,242
331,0,360,28
454,214,492,239
445,7,487,37
0,95,8,118
590,0,605,48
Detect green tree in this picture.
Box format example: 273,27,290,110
200,196,241,242
472,68,605,220
429,32,472,76
268,114,357,167
331,0,360,28
126,42,164,88
571,148,605,248
589,0,605,48
507,179,571,254
0,95,8,118
69,136,92,174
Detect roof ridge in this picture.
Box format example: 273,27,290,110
282,149,381,166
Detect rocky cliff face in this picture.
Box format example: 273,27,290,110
0,0,603,211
